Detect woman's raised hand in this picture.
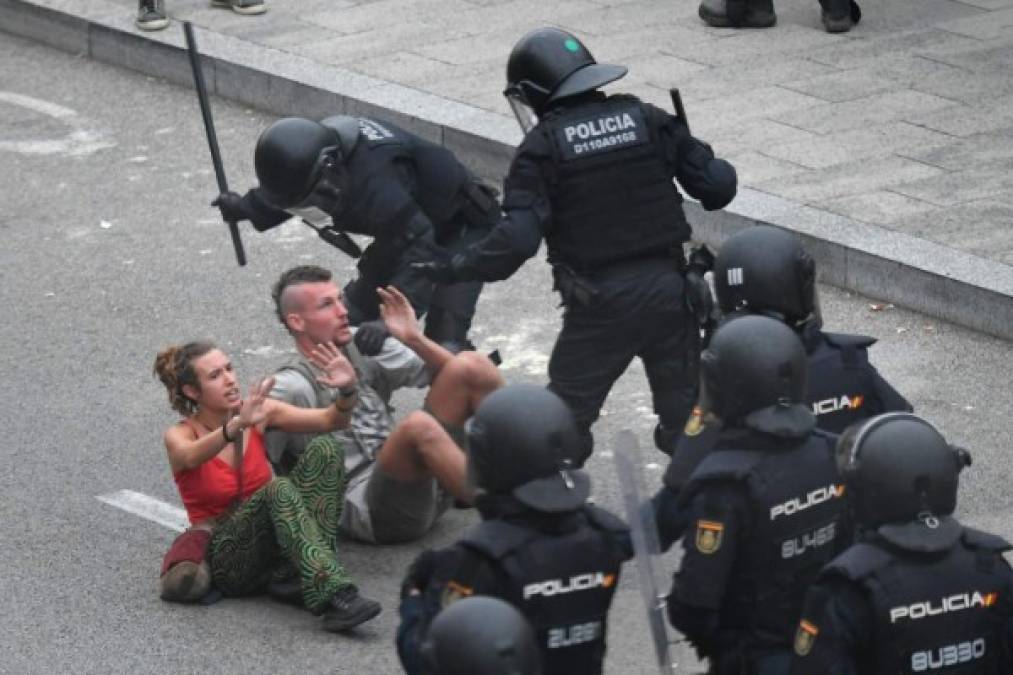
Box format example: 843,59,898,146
237,376,274,430
377,285,421,344
310,341,357,390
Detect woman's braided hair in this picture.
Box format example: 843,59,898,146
153,341,216,416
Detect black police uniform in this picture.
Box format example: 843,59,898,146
799,322,912,433
791,526,1013,675
667,427,847,674
654,320,911,546
447,92,735,462
397,496,631,675
236,116,498,346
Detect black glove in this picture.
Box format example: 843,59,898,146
410,260,456,284
211,191,250,224
687,245,716,276
354,320,389,356
685,271,715,327
400,549,440,599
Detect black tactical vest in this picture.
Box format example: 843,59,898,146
539,95,690,271
824,529,1012,674
458,506,627,675
684,431,846,649
805,331,878,433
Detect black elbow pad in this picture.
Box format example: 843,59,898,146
699,158,737,211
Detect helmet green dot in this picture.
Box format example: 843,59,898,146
564,38,580,52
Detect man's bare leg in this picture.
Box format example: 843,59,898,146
374,352,502,502
425,351,504,426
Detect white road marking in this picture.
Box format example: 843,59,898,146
96,489,188,532
0,90,115,156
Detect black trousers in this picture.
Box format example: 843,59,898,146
547,259,700,465
343,218,489,347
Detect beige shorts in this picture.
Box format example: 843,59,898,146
339,465,452,544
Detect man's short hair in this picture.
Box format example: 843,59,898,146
272,265,333,331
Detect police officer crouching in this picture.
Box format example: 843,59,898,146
420,596,543,675
791,413,1013,674
653,225,912,547
213,115,499,354
666,315,848,675
396,384,632,675
413,27,737,464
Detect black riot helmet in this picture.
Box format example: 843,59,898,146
836,413,969,550
700,315,813,435
713,226,820,328
466,384,590,513
421,596,543,675
504,27,627,132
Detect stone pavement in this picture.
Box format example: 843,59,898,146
3,0,1012,338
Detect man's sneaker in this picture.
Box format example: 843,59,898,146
136,0,168,30
820,0,860,31
321,585,382,632
210,0,267,15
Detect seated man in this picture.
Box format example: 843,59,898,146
264,265,503,546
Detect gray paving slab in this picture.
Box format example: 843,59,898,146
2,0,1011,340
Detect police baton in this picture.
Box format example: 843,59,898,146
669,88,689,135
613,430,681,673
183,21,247,267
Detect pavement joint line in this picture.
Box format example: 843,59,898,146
2,0,1011,340
97,489,187,532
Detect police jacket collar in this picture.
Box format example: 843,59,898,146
876,515,963,554
742,403,816,439
475,494,585,533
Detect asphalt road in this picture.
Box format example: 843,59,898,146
1,31,1011,674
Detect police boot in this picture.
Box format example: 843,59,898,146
699,0,776,27
820,0,860,31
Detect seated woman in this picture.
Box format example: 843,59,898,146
153,339,381,632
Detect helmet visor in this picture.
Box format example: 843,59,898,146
288,152,346,219
505,89,539,134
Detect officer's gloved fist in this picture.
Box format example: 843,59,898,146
687,245,716,276
354,320,389,356
211,191,250,223
411,260,456,284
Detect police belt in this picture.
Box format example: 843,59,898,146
552,248,687,308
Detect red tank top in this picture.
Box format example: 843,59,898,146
173,424,273,525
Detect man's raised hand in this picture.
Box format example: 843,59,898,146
310,341,357,390
377,285,422,345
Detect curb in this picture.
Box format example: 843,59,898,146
3,0,1011,340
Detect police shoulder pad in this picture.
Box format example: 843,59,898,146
583,504,630,535
823,332,877,350
963,527,1013,554
822,542,892,582
459,520,536,560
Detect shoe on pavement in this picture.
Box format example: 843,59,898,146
266,577,304,607
698,0,776,27
321,585,382,632
211,0,267,15
136,0,169,30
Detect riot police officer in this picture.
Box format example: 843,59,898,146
396,384,632,675
419,596,543,675
666,315,848,674
214,115,500,353
791,413,1013,674
653,225,912,547
414,27,737,464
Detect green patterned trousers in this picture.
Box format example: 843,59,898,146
208,435,349,613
